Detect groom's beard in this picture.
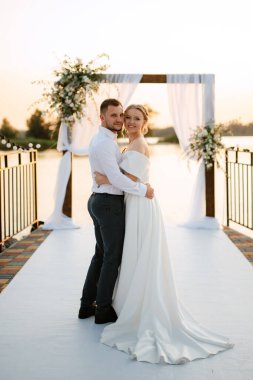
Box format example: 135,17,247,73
106,124,123,133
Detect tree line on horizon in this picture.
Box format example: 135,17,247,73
1,109,253,146
0,110,60,149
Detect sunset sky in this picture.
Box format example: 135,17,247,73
0,0,253,129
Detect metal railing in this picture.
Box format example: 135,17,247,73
0,150,39,251
226,148,253,229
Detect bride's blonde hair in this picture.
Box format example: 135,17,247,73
124,104,149,135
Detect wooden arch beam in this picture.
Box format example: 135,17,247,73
140,75,167,83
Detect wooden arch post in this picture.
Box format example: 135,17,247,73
62,129,72,218
62,152,72,217
62,74,215,218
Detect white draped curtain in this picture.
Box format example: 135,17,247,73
42,73,218,230
166,74,219,229
42,74,142,230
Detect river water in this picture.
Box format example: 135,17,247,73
37,136,253,227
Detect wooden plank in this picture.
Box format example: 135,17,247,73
103,74,214,84
140,75,167,83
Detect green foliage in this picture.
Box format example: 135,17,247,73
158,135,179,144
50,118,61,141
40,54,109,126
0,118,18,138
223,119,253,136
26,109,51,139
145,127,154,137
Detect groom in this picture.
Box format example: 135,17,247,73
78,98,154,324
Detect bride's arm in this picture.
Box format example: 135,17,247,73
95,170,138,185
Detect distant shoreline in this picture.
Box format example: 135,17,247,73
2,135,253,154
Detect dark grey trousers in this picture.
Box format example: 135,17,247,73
81,193,125,308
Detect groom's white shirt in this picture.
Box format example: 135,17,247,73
89,126,147,196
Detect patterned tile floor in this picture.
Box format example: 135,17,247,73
0,226,252,293
223,226,253,265
0,229,51,292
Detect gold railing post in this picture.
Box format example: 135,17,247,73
32,150,39,230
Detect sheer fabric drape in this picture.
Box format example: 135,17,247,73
166,74,219,229
42,73,218,230
42,75,142,230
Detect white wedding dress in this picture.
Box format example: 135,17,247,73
101,150,233,364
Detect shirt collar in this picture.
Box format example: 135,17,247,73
99,126,118,141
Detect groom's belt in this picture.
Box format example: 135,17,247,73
92,192,124,198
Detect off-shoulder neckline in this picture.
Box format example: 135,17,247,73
123,150,150,160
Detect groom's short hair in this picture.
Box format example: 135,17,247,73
100,99,122,115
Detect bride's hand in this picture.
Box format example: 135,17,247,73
94,171,110,185
145,183,154,199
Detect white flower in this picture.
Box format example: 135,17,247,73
186,124,225,168
1,139,6,144
6,142,11,148
28,143,33,148
13,145,17,150
36,144,41,149
82,75,92,84
40,55,109,127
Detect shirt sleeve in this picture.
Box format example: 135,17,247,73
95,141,147,197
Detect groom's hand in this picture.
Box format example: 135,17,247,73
145,184,154,199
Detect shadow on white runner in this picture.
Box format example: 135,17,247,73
180,216,220,229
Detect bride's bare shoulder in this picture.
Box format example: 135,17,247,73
128,137,150,157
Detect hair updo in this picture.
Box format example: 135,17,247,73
124,104,149,135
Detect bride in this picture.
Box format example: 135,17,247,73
95,104,233,364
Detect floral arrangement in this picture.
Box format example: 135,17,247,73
186,124,226,169
41,54,109,127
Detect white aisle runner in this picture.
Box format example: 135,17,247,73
0,225,253,380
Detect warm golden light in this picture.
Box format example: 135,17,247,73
0,0,253,129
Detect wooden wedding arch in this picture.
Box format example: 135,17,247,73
63,74,215,218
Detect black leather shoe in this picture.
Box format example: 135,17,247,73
95,305,118,324
78,304,96,319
